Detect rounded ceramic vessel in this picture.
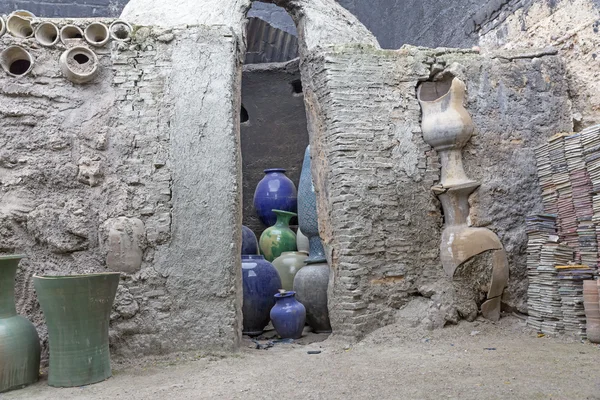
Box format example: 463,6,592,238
253,168,297,227
242,255,282,336
33,272,120,388
270,291,306,339
272,251,308,292
296,228,309,253
293,262,331,333
259,210,297,262
297,146,327,263
241,225,259,255
0,255,40,393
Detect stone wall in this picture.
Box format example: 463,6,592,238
303,44,572,337
241,59,308,236
0,20,242,359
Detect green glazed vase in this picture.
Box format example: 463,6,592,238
259,210,298,262
272,251,308,291
0,255,40,393
33,272,120,388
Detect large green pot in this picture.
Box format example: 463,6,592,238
0,255,40,393
33,272,120,387
259,209,297,262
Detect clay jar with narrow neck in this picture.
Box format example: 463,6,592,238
272,251,308,291
270,291,306,339
259,209,297,262
293,262,331,333
0,255,40,393
253,168,297,227
242,255,282,336
33,272,120,387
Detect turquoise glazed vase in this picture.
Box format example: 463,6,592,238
0,255,40,393
298,146,327,264
259,209,297,262
33,272,120,387
270,291,306,339
242,255,282,336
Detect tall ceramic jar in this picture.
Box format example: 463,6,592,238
272,251,308,291
253,168,297,227
0,255,40,393
33,272,120,387
293,262,332,333
241,225,259,255
259,209,297,262
297,146,326,263
270,291,306,339
242,255,282,336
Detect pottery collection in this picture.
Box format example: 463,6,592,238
253,168,297,227
242,255,282,336
259,209,297,262
272,251,308,291
0,255,40,393
270,291,306,339
34,272,120,387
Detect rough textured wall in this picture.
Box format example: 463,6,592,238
478,0,600,128
303,45,571,338
1,21,242,359
241,60,308,236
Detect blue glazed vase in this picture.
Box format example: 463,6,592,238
253,168,297,227
241,225,259,255
297,146,326,264
242,255,282,336
270,291,306,339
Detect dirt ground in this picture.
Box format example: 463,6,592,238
3,315,600,400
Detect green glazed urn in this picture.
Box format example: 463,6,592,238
0,255,41,393
259,209,297,262
33,272,120,388
272,251,308,292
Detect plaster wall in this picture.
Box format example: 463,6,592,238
0,21,242,359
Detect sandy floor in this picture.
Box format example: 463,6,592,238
3,316,600,400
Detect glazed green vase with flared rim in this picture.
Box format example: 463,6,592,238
0,254,40,393
33,272,120,388
259,209,298,262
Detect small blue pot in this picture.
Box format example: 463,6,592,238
241,225,259,255
253,168,297,227
270,291,306,339
242,255,282,336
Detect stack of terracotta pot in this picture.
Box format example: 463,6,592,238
583,280,600,343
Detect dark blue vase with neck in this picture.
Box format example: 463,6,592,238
241,255,282,336
270,291,306,339
253,168,297,227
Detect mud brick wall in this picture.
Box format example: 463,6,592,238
304,45,572,338
0,21,242,359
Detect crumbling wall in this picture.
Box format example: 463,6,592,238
302,44,572,337
1,20,242,359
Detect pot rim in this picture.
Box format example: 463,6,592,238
0,253,26,260
33,272,121,279
275,291,296,298
264,168,286,174
271,209,297,217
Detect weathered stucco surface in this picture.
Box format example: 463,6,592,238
302,44,572,337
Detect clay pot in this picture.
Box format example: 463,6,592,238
270,291,306,339
0,16,6,38
59,46,99,84
109,20,133,42
587,318,600,343
242,255,282,336
6,13,33,38
34,22,59,47
293,262,331,333
0,255,40,393
241,225,259,255
253,169,297,227
259,209,297,262
84,22,110,47
297,146,327,263
0,46,34,77
272,251,308,291
33,273,120,387
59,24,84,44
296,228,309,253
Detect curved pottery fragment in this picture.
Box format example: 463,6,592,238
417,76,508,322
33,273,120,387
